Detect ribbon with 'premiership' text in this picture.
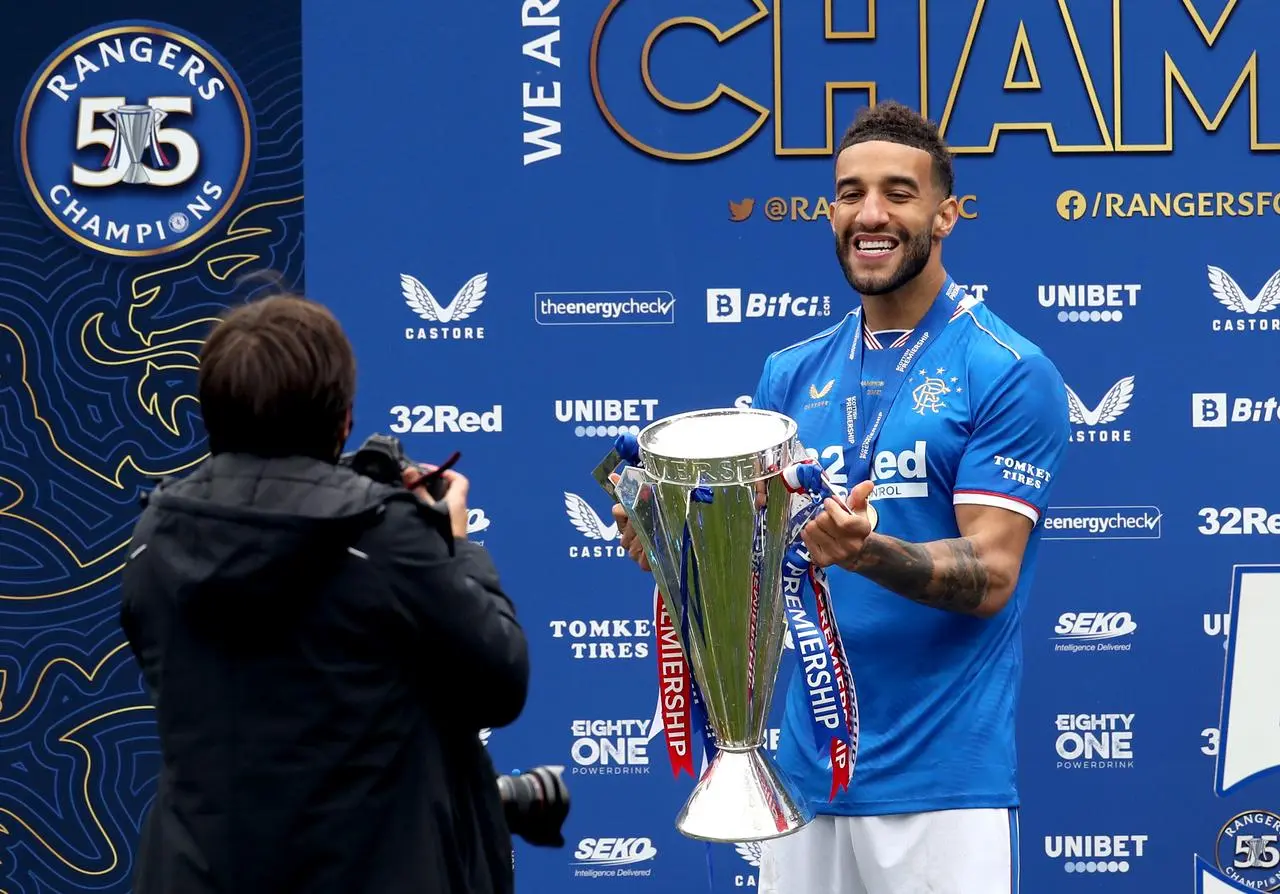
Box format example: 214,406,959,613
780,460,861,799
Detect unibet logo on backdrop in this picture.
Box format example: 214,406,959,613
706,288,832,323
569,718,653,776
1207,265,1280,333
1051,612,1137,653
555,399,659,438
1055,714,1135,770
16,21,255,259
1191,393,1280,427
1065,376,1134,443
547,617,650,660
401,272,488,341
1043,834,1148,875
1039,283,1140,324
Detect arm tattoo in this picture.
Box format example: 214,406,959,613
853,534,990,614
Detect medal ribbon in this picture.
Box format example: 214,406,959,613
844,278,965,484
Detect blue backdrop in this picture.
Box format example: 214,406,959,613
4,1,1280,893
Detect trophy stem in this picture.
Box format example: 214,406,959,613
674,747,814,843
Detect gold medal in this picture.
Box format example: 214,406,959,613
863,501,878,532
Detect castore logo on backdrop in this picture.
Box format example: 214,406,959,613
547,617,652,661
16,20,255,259
1042,834,1148,874
1207,265,1280,332
401,272,488,341
1065,376,1134,442
1039,283,1140,324
555,399,659,438
706,288,832,323
564,493,625,557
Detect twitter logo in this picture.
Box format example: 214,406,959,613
728,198,755,221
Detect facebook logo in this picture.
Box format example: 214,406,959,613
707,288,742,323
1192,393,1228,428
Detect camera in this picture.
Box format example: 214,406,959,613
339,433,452,499
497,766,571,848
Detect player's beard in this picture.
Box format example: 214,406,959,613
835,223,933,297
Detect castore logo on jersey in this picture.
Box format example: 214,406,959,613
16,20,255,259
400,271,488,341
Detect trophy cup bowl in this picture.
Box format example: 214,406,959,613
105,104,165,185
612,407,815,843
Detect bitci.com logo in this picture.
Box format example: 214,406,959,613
572,837,657,878
17,20,255,259
1191,393,1280,427
706,287,832,323
1055,713,1135,770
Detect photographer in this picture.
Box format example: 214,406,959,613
119,294,528,894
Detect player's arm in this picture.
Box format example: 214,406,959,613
846,502,1031,618
803,351,1069,619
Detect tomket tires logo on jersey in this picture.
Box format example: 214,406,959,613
17,21,255,259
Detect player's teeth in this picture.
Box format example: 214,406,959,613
859,240,894,252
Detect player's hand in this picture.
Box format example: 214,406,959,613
612,502,651,572
801,480,876,571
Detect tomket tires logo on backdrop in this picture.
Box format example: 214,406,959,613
17,20,255,259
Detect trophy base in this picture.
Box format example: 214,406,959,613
675,747,815,843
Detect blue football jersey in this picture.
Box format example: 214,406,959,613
753,283,1071,816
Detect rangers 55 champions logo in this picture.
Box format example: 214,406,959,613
16,21,254,259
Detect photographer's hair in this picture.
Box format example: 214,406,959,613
835,100,955,199
198,284,355,461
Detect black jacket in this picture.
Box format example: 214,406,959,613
120,453,529,894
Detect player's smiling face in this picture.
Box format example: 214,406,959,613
831,140,943,297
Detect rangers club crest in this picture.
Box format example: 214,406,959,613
16,20,255,259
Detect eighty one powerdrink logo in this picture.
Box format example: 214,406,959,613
16,21,255,259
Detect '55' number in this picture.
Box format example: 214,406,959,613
72,96,199,189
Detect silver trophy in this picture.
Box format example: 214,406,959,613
598,407,816,843
103,104,167,185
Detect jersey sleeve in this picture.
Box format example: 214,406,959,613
953,352,1070,525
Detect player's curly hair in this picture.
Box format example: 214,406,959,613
836,100,954,198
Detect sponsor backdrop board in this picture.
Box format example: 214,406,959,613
4,1,1280,893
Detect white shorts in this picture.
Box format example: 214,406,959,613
758,808,1020,894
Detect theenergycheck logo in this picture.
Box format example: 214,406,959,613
1041,507,1162,540
534,291,675,326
